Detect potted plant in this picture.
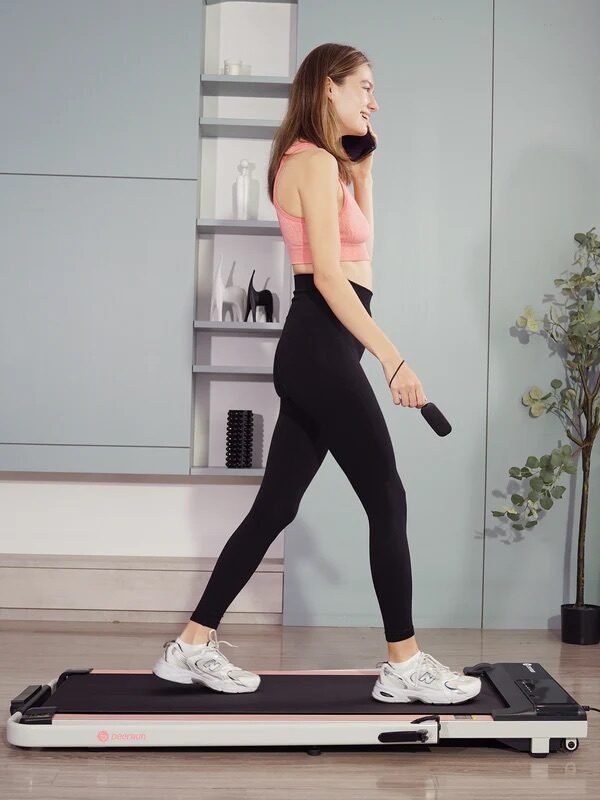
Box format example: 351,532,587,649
492,227,600,645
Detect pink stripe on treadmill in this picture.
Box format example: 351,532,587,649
54,712,482,721
90,669,381,675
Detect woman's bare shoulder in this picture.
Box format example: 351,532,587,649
301,147,338,180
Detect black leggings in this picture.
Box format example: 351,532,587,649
190,273,415,643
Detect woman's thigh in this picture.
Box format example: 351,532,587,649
272,289,401,507
256,394,329,514
279,334,401,505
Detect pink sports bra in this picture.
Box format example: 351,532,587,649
273,140,370,263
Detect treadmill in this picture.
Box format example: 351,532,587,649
7,661,588,757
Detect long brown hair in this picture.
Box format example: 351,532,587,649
267,43,372,204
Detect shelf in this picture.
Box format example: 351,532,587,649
196,218,281,235
205,0,296,5
195,0,295,481
191,466,265,477
193,365,274,375
194,320,283,334
201,74,292,98
199,117,280,139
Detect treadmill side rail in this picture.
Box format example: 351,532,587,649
7,714,441,749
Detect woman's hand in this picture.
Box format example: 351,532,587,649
348,121,378,182
382,358,428,408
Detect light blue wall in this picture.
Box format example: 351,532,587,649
0,0,202,474
1,0,597,630
283,0,600,634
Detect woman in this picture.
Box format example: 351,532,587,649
153,43,482,705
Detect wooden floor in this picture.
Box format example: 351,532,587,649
1,621,598,799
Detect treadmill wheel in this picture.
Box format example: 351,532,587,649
560,739,579,752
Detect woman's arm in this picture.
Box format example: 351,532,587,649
352,175,373,261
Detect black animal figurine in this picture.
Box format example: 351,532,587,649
244,269,273,322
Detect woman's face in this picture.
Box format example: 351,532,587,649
326,64,379,137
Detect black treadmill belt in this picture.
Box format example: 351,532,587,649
46,673,507,715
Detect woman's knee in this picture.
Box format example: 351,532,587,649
249,491,301,532
362,471,407,522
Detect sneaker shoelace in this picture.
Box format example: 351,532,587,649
419,652,462,679
377,651,462,680
164,630,241,671
193,629,244,676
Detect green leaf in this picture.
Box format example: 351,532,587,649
525,521,537,528
511,494,525,505
551,485,566,499
491,510,506,517
540,496,554,510
525,456,539,468
509,467,522,478
550,379,563,389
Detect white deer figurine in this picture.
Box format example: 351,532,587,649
210,254,246,322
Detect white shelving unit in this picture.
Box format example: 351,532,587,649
191,0,298,477
199,117,281,138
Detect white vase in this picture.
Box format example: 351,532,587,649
235,159,250,220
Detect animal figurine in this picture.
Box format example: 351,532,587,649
244,269,273,323
210,254,245,322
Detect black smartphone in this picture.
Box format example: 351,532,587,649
341,129,377,162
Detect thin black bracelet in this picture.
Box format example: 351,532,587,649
388,359,405,388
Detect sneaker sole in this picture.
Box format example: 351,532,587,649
371,678,481,704
152,658,260,693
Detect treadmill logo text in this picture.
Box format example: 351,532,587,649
97,729,147,743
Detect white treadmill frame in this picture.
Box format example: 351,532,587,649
7,668,588,755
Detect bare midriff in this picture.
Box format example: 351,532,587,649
277,149,372,292
293,260,372,292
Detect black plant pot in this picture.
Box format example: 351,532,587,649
561,603,600,644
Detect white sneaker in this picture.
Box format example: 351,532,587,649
152,629,261,693
372,651,482,704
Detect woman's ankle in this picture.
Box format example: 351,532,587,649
179,621,214,645
387,635,419,663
